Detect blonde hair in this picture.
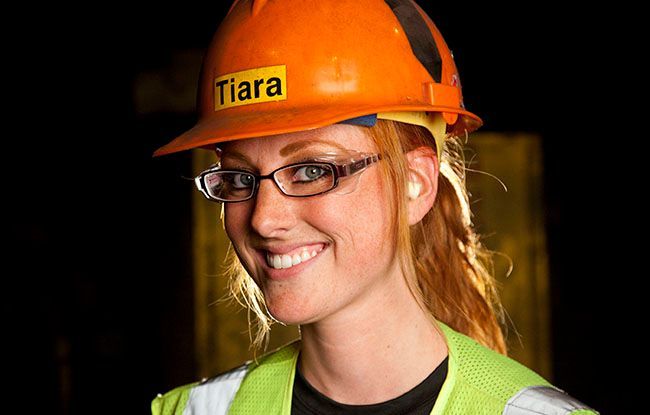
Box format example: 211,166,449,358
224,119,507,354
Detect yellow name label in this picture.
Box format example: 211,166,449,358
214,65,287,111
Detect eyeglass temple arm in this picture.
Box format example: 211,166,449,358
338,154,382,177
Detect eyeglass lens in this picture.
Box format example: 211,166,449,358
204,162,336,201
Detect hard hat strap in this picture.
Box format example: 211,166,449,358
377,112,447,161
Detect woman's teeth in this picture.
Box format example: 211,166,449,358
266,247,323,269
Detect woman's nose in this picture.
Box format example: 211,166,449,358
249,179,297,238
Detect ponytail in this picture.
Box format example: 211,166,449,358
367,119,507,354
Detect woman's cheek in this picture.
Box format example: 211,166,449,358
223,204,248,243
223,205,257,272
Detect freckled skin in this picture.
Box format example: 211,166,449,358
222,124,400,326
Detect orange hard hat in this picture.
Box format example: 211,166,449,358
152,0,482,158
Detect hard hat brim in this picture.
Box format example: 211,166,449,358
152,105,482,157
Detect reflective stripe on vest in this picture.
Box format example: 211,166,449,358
184,363,249,414
502,385,598,415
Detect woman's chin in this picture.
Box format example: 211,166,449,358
266,299,320,326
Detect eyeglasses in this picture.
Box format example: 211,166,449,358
194,152,382,203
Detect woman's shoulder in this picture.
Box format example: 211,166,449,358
150,340,300,415
151,363,250,415
440,322,550,388
437,322,598,414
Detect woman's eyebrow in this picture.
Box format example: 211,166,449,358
279,139,348,157
221,138,349,164
220,151,250,165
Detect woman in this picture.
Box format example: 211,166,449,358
152,0,598,413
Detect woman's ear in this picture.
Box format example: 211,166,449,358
405,146,439,226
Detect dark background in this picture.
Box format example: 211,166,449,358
7,2,623,414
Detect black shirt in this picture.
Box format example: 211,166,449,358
291,356,449,414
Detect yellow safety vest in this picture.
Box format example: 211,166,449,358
152,322,598,415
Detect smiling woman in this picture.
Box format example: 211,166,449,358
151,1,598,414
221,126,401,334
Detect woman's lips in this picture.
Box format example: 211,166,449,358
265,244,325,269
254,243,327,280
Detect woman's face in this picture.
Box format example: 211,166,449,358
222,124,401,325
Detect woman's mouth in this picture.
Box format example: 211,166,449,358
264,244,325,269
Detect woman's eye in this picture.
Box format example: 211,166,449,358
231,173,255,188
292,165,331,182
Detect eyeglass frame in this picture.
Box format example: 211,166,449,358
194,153,382,203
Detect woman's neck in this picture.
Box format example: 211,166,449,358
297,271,448,405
